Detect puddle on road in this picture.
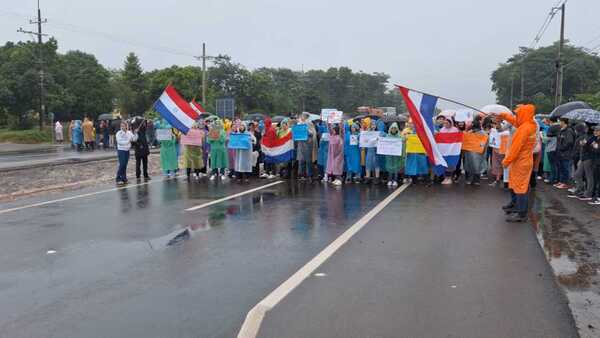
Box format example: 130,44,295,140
530,193,600,337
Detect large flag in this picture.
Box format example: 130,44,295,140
397,86,447,168
153,85,199,134
190,99,206,115
433,131,463,175
261,129,294,163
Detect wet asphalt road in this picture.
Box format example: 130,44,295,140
0,147,116,170
0,178,389,338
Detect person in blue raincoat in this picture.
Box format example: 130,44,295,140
71,120,83,151
317,121,330,181
344,121,361,183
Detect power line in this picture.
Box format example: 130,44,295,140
529,0,566,49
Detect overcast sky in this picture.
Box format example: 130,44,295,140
1,0,599,109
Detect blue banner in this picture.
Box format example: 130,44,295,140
228,133,251,150
292,124,308,141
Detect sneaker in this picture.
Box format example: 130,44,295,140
588,198,600,205
567,187,577,193
506,213,527,223
578,196,593,201
268,174,276,179
441,177,453,185
392,181,399,187
567,192,580,198
544,179,550,183
556,183,570,189
488,180,498,187
332,179,342,186
260,173,268,179
221,175,227,180
209,175,216,181
473,181,481,186
537,176,543,180
387,181,393,187
553,183,561,188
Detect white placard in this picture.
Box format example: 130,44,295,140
327,111,343,124
489,129,500,149
359,131,379,148
321,108,337,122
349,135,358,146
156,129,173,141
320,132,330,142
376,137,403,156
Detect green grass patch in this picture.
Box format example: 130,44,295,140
0,128,53,144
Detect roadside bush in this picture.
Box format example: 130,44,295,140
0,128,53,143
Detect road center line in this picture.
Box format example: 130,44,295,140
0,177,170,215
237,182,411,338
185,181,284,211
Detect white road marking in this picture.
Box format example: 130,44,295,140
237,182,411,338
0,177,171,215
185,181,284,211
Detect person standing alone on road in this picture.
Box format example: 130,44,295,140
54,121,63,143
133,119,150,180
116,121,138,185
82,117,95,151
498,104,538,222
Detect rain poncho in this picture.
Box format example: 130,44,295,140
182,127,204,170
499,105,538,194
296,120,316,163
234,125,255,173
463,128,488,176
376,119,387,171
71,120,83,146
344,122,361,175
54,122,63,141
364,123,380,171
326,125,344,176
317,123,329,167
208,119,229,169
384,123,405,173
157,119,178,172
82,119,94,143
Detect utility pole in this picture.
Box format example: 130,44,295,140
194,43,224,108
510,76,515,109
555,2,566,107
520,61,525,101
18,0,47,130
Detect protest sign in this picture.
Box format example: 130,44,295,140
359,131,379,148
321,108,337,122
228,133,251,150
350,135,358,146
327,111,343,124
156,129,173,141
488,129,500,149
320,132,330,142
180,129,203,146
462,132,488,154
406,134,426,154
376,137,403,156
499,134,510,154
292,124,308,141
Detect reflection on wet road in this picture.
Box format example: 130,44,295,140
0,179,391,338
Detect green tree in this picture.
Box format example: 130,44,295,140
114,52,148,117
491,42,600,111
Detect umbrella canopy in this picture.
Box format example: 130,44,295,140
550,101,592,118
563,109,600,124
271,115,286,124
480,104,512,115
97,113,116,120
245,113,265,121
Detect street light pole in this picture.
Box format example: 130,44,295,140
202,43,207,107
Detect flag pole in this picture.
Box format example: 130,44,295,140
394,84,487,114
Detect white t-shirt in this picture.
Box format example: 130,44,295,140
116,130,137,151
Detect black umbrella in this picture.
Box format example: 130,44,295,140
97,113,116,120
549,101,592,118
129,116,145,129
563,109,600,124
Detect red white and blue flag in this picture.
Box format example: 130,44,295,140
261,130,295,163
433,131,463,175
153,85,200,134
189,99,206,115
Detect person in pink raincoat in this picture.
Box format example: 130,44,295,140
326,123,344,186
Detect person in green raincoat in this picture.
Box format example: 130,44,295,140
156,119,178,177
385,122,405,187
208,119,229,180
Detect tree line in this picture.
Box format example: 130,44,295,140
491,41,600,113
0,38,405,129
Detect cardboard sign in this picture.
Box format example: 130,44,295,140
499,134,510,154
292,124,309,141
320,132,330,142
489,129,500,149
406,134,426,154
462,132,488,154
376,137,403,156
359,131,379,148
321,108,337,122
349,135,359,146
327,111,343,124
228,133,251,150
156,129,173,141
181,129,204,146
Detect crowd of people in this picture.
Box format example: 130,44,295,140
105,106,600,220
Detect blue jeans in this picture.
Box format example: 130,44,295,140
117,150,129,182
558,159,571,184
298,160,312,177
547,152,559,183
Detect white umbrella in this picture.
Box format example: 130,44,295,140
454,109,475,122
480,104,513,115
438,109,456,119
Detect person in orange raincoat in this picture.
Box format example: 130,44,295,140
497,104,538,222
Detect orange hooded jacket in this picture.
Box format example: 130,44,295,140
499,104,538,194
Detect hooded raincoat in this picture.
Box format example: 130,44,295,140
326,125,344,176
208,120,229,169
385,123,405,173
499,105,538,194
157,120,178,172
344,122,361,175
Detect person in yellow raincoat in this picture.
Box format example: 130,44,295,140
497,104,538,222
